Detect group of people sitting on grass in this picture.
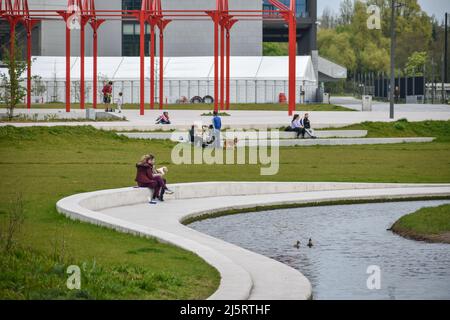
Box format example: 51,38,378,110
135,154,174,204
285,113,317,139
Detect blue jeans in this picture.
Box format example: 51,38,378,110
213,129,221,148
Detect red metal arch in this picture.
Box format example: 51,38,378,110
1,0,298,116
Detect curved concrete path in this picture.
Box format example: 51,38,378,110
56,182,450,300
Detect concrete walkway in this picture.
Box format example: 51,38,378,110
2,105,450,131
56,182,450,300
332,96,450,112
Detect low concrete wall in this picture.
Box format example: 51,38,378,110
56,182,450,300
72,182,446,209
118,130,369,141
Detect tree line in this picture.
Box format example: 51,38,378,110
319,0,447,80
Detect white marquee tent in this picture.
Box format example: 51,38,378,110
1,56,318,104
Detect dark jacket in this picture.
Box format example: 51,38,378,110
303,118,311,129
135,163,156,185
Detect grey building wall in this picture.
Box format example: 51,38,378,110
161,0,262,57
28,0,122,57
28,0,261,57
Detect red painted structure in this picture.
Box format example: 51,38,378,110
1,0,298,115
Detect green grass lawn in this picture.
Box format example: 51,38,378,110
338,119,450,140
1,102,352,112
0,120,450,299
391,204,450,244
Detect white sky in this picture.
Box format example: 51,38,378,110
318,0,450,20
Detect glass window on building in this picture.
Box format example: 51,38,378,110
123,0,142,11
262,0,309,18
122,22,153,56
122,0,156,56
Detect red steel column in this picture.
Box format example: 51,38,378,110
23,19,39,110
7,17,22,64
66,25,71,112
288,0,297,116
9,21,16,58
80,20,86,109
93,28,97,108
226,28,230,111
157,19,171,110
214,12,219,113
159,27,164,110
139,12,145,115
58,11,72,113
26,27,31,109
220,23,225,111
90,19,105,109
150,24,155,109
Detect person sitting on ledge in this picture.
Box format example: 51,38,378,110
201,125,216,148
156,111,171,125
285,114,305,139
135,155,164,204
150,156,174,198
300,113,317,139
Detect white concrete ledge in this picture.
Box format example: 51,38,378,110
117,132,433,146
56,182,450,300
118,130,369,141
273,137,435,146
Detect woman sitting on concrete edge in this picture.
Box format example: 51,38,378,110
135,155,172,204
150,156,174,198
285,114,305,138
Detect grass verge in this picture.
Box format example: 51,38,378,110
391,204,450,244
0,120,449,299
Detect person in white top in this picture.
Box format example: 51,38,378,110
286,114,305,138
116,92,123,113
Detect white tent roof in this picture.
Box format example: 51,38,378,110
1,56,317,82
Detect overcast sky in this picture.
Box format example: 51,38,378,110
318,0,450,20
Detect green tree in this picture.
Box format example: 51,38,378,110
348,1,389,72
394,0,432,68
318,28,357,71
263,42,288,56
404,51,428,76
0,40,27,120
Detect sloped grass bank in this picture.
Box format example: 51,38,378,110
391,204,450,244
0,122,449,299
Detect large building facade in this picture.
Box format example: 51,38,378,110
1,0,263,58
1,1,343,103
1,0,318,58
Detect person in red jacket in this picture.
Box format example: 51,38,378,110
102,81,113,112
135,155,163,204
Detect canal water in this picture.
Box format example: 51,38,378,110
190,200,450,300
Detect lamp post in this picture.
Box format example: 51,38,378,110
443,12,448,103
445,12,448,84
389,0,405,119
